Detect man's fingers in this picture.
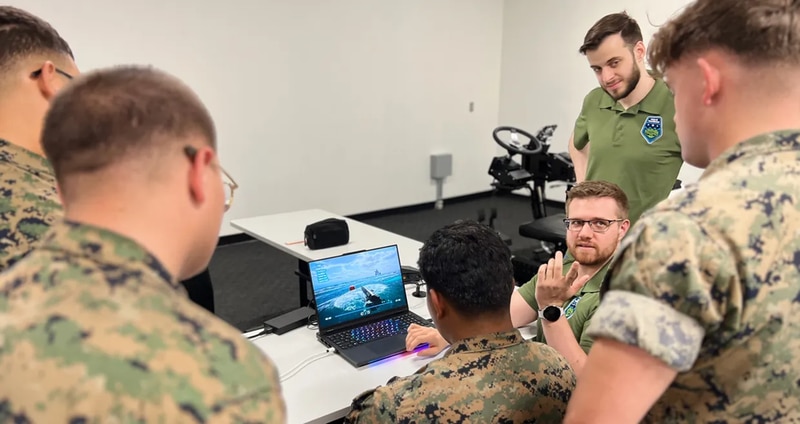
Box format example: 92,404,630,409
568,274,592,297
565,261,580,284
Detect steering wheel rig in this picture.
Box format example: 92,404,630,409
492,125,557,156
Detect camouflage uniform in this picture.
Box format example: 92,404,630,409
0,139,62,272
0,220,286,423
345,330,575,423
589,130,800,422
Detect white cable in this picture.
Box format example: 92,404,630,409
279,348,336,382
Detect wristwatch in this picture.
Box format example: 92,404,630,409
540,305,564,322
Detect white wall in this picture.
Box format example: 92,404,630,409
498,0,702,202
18,0,505,235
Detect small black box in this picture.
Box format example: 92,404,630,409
304,218,349,250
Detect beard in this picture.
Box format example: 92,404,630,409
604,62,641,101
568,239,617,267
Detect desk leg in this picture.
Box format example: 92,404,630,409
296,259,312,307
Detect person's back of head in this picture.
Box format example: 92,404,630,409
647,0,800,167
41,65,230,281
0,6,76,154
418,220,515,343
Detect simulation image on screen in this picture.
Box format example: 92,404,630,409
310,246,407,329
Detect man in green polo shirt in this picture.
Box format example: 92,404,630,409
405,181,630,375
569,12,682,225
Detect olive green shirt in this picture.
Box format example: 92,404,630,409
0,220,286,422
518,256,609,353
574,79,683,224
0,139,62,271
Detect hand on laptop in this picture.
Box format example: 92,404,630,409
406,323,448,356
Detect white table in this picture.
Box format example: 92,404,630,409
231,209,433,423
248,285,438,424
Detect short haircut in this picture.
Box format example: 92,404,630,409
0,6,73,73
566,180,630,219
648,0,800,73
418,220,514,317
579,11,643,55
42,66,216,195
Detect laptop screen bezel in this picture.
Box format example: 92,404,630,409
309,244,410,334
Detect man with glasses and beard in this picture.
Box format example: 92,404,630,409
405,180,630,376
568,12,683,225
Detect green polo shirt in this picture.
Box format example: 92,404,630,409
573,78,683,225
517,257,608,353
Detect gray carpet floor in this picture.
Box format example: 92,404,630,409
209,192,562,331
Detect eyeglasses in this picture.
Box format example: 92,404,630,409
30,67,74,80
184,146,239,212
563,218,624,233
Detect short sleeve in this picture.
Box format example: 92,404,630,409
573,91,593,150
587,211,737,371
517,275,539,312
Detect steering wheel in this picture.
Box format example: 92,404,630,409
492,126,543,156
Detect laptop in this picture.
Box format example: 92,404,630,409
309,244,433,367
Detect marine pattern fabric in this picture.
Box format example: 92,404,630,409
0,139,62,272
0,220,286,423
345,330,575,423
589,130,800,422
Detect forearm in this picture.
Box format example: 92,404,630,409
568,135,588,183
541,317,587,375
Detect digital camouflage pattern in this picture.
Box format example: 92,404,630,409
590,130,800,422
0,139,62,272
0,220,286,423
345,330,575,423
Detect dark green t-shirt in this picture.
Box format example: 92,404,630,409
518,257,609,353
573,78,683,225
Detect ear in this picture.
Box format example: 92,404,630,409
696,57,721,106
633,40,646,63
34,61,62,101
428,288,448,321
187,146,216,207
618,219,631,241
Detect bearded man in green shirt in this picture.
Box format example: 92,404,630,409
568,12,682,225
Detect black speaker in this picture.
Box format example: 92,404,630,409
304,218,350,250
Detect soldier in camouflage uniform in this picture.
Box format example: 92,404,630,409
0,6,217,313
565,1,800,422
0,66,285,422
0,6,78,271
346,221,575,423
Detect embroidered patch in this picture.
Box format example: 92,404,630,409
564,296,581,319
641,115,663,144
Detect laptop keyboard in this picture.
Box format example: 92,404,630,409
328,314,431,349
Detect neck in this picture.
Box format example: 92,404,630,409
64,194,190,281
0,101,45,156
618,68,655,110
707,96,800,162
446,311,515,343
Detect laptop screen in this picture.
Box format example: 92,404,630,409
309,245,408,331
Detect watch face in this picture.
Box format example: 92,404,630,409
543,306,561,322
